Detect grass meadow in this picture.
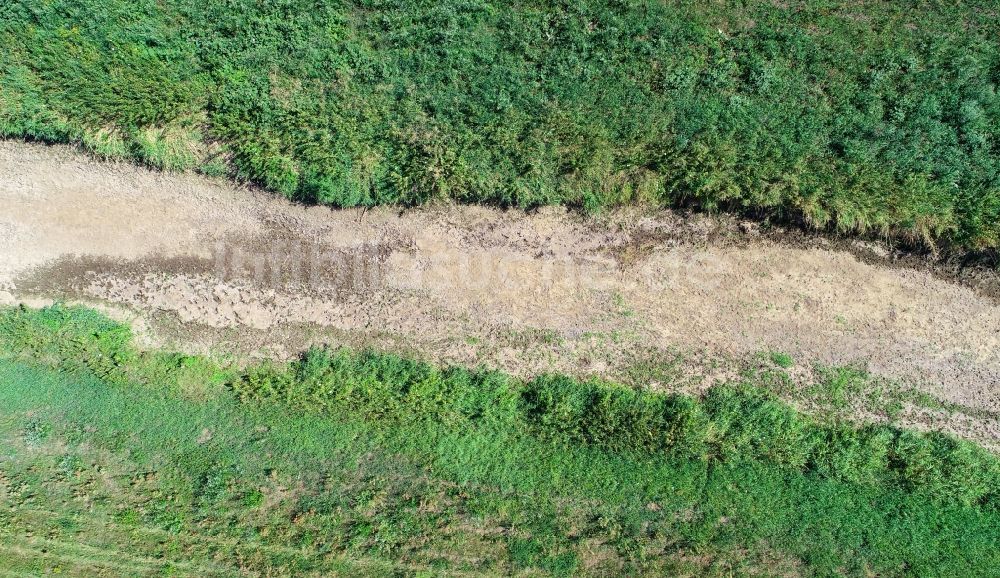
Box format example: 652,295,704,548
0,305,997,576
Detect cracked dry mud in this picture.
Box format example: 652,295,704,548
2,140,998,445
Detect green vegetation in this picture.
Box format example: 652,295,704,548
2,304,999,575
2,0,999,248
768,351,794,369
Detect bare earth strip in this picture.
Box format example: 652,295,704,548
1,140,998,443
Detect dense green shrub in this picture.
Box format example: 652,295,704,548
2,0,999,248
228,345,1000,510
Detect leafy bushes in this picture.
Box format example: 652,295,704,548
2,0,999,248
233,346,1000,509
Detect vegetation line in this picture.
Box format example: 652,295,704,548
2,0,998,249
1,304,999,575
3,304,998,509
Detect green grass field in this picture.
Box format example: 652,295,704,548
2,0,999,249
3,1,999,572
1,304,998,576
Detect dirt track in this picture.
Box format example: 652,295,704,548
2,140,998,441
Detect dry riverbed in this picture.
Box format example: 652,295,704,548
2,140,998,445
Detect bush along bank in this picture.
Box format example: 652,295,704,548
3,304,996,512
234,346,1000,511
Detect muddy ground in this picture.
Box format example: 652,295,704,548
2,140,998,445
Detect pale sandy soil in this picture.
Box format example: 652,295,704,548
2,140,998,444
